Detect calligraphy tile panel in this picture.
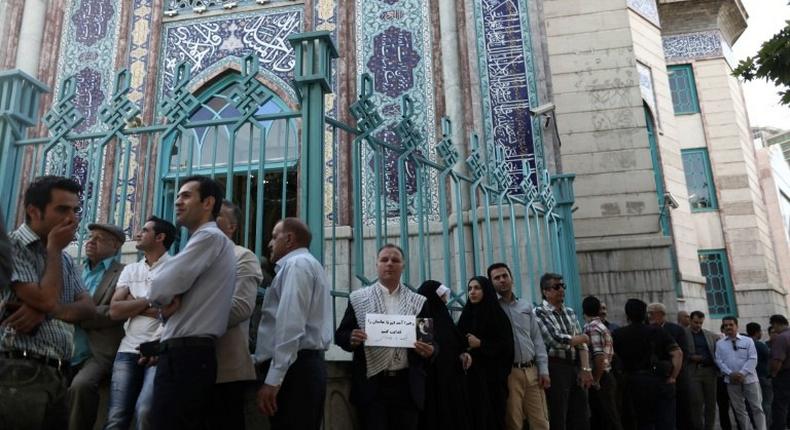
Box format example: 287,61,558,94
663,30,735,67
473,0,542,190
159,7,303,99
355,0,438,221
627,0,660,27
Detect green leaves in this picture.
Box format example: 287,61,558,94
733,21,790,105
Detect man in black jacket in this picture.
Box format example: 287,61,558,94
335,244,434,430
648,302,691,430
613,299,683,430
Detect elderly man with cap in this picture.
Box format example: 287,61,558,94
68,222,126,430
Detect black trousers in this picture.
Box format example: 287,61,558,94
207,380,249,430
259,350,327,430
622,371,676,430
363,369,419,430
547,360,589,430
589,371,622,430
150,341,217,430
772,370,790,430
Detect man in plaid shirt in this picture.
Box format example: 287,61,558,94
583,296,622,430
534,273,592,430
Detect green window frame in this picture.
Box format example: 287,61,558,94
668,64,700,115
698,249,737,318
681,148,718,211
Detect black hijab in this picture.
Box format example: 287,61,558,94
458,276,504,335
457,276,514,379
417,280,464,350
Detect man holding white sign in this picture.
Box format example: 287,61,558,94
335,244,435,430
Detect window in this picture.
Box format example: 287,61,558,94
698,249,736,317
682,148,718,211
668,64,700,114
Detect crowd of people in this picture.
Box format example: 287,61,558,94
0,174,789,430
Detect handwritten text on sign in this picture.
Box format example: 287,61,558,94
365,313,416,348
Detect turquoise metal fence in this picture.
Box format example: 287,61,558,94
0,31,581,323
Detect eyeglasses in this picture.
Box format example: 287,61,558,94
731,339,738,351
550,283,566,291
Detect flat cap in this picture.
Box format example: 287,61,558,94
88,223,125,244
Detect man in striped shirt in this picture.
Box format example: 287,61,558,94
0,176,96,429
534,272,592,430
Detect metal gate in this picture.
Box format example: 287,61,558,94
0,31,582,320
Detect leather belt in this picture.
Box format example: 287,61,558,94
160,336,215,352
513,361,536,369
2,350,70,373
297,349,325,359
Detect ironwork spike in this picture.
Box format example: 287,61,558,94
174,60,193,88
360,74,373,99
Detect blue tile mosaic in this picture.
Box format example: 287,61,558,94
355,0,438,220
637,61,659,125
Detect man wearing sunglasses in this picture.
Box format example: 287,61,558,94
715,316,766,430
534,273,592,430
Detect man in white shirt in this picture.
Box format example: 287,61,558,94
211,200,262,429
105,216,176,430
715,316,766,430
255,218,332,430
146,176,236,429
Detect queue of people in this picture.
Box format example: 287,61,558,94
1,174,790,430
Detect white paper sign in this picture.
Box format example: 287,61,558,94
364,313,416,348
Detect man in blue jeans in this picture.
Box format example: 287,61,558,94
105,216,177,430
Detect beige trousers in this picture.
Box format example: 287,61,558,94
506,366,550,430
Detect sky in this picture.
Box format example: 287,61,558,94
732,0,790,130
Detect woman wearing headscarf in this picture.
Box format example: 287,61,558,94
458,276,514,430
416,280,472,430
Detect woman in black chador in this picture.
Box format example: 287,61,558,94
457,276,514,430
416,280,471,430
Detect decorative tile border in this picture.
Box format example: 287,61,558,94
314,0,339,223
663,30,736,67
637,61,659,126
355,0,438,221
472,0,543,190
627,0,660,27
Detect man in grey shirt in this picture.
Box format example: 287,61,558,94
146,175,236,429
489,262,550,430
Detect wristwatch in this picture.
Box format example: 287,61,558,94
581,367,592,372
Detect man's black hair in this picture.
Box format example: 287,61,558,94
582,296,602,317
625,298,647,324
147,216,178,250
690,310,705,320
24,176,82,222
487,262,512,280
181,175,224,218
539,272,563,290
746,322,761,337
221,199,243,227
722,316,738,326
769,314,789,326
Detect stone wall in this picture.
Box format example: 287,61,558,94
541,0,684,324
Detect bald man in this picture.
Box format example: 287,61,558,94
678,311,690,329
255,218,332,430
